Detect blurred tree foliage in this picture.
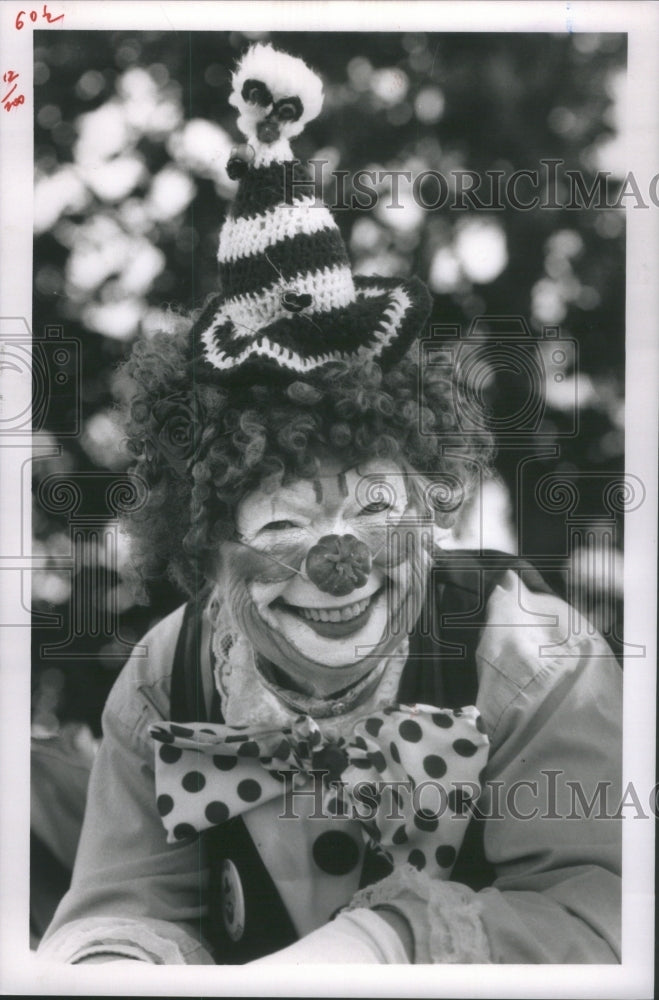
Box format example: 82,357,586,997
32,30,627,735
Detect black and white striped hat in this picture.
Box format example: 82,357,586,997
192,44,432,381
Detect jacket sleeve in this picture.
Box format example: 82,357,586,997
37,606,216,965
470,570,622,963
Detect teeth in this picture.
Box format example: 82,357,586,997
297,595,373,623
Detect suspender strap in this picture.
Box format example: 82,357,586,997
170,601,223,723
169,602,289,963
399,549,553,709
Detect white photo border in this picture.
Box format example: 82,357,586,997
0,1,656,996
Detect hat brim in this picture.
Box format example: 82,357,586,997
192,275,432,381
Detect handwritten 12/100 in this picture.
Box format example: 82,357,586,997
2,71,24,112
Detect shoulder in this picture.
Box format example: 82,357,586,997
102,603,188,740
475,566,621,743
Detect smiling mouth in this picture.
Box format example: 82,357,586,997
271,587,385,638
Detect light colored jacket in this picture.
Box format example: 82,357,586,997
38,569,622,964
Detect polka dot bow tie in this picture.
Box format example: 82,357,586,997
150,704,488,878
150,705,489,872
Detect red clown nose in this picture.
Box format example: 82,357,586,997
305,534,372,596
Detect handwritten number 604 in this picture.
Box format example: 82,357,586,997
16,5,64,29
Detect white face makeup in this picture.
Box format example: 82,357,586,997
225,456,424,693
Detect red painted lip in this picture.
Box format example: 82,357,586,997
272,588,384,639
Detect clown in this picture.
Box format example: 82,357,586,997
39,45,622,966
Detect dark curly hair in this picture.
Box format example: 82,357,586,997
119,319,495,597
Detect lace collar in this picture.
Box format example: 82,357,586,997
208,596,409,740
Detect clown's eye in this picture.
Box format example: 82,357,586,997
273,95,303,122
261,519,299,531
241,78,273,107
358,500,392,515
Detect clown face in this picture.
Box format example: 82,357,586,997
216,456,433,698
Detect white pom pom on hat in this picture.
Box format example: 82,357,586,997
229,43,324,150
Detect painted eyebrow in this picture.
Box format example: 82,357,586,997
242,490,314,528
310,471,348,502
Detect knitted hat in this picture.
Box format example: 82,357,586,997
192,43,432,381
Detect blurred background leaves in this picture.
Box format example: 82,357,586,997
32,30,627,736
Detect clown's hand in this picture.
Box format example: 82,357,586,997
248,908,410,965
341,866,493,964
248,868,493,965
